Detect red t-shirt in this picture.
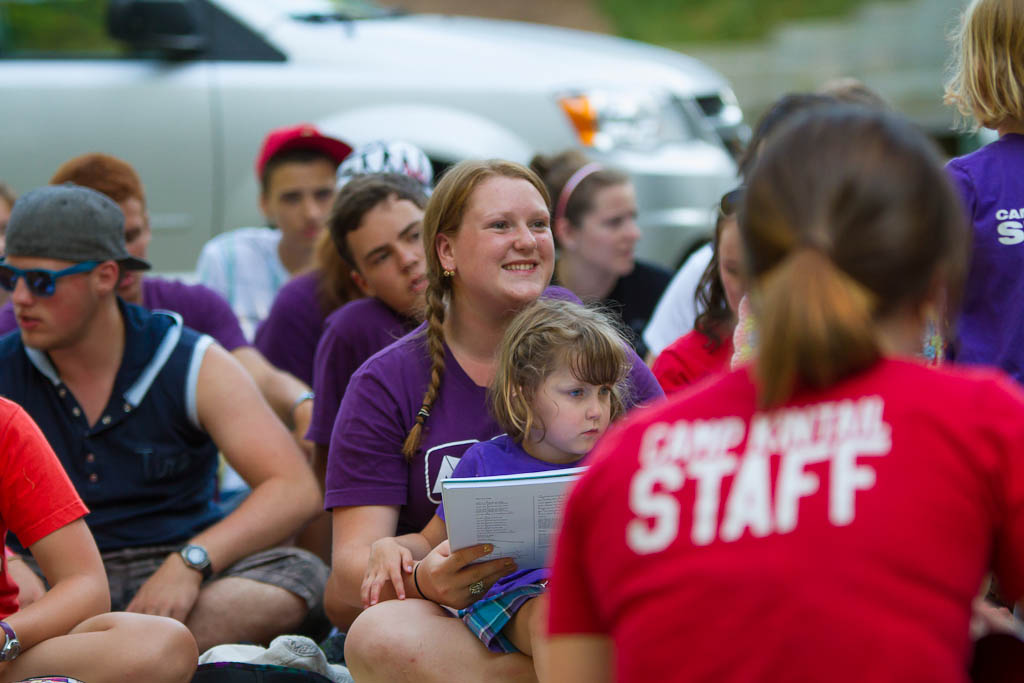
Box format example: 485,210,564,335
652,328,733,395
0,398,88,618
549,359,1024,683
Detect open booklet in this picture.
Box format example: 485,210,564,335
441,466,586,571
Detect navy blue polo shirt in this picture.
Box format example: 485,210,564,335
0,300,222,552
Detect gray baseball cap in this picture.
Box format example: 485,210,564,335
5,184,150,271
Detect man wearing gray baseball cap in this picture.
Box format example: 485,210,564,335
5,183,149,269
0,184,326,653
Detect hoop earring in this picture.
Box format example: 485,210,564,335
443,268,455,278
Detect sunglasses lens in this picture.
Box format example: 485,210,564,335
25,271,55,297
0,267,15,292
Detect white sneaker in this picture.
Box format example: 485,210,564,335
200,635,353,683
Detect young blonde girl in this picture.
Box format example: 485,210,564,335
361,297,630,678
944,0,1024,383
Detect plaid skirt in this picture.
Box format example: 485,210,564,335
458,583,547,654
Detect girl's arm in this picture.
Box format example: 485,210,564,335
383,513,449,560
5,519,109,655
362,516,448,606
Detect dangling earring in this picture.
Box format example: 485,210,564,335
443,268,455,278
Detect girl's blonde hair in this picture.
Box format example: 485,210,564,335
490,298,631,444
945,0,1024,129
401,159,550,459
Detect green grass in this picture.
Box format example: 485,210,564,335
598,0,903,44
0,0,121,56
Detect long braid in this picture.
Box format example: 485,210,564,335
402,280,448,459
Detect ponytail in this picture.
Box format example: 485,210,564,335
755,248,878,408
402,281,447,459
740,108,968,407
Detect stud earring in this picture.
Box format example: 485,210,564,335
443,268,455,278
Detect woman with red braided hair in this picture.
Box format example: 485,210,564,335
323,159,662,680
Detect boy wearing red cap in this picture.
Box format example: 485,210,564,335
196,124,351,339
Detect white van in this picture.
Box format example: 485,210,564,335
0,0,745,272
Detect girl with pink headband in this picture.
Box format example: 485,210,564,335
531,150,672,358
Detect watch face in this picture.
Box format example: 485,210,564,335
1,637,19,661
0,621,17,661
184,546,208,566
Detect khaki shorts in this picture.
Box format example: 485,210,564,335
23,544,328,612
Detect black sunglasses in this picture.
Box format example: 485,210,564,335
0,260,102,297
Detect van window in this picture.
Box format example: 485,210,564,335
0,0,123,58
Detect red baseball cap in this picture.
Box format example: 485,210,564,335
255,123,353,180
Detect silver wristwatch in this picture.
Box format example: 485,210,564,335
0,620,20,662
179,544,213,580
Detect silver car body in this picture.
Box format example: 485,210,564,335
0,0,743,272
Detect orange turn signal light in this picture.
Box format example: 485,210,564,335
558,95,598,147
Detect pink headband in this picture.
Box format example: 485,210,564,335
553,162,604,225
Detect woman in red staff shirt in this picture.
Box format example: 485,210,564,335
547,107,1023,683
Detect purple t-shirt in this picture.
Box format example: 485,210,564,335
307,297,415,445
325,286,663,534
0,277,248,351
436,434,574,600
254,271,327,385
947,134,1024,383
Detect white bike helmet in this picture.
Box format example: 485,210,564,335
336,140,433,193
